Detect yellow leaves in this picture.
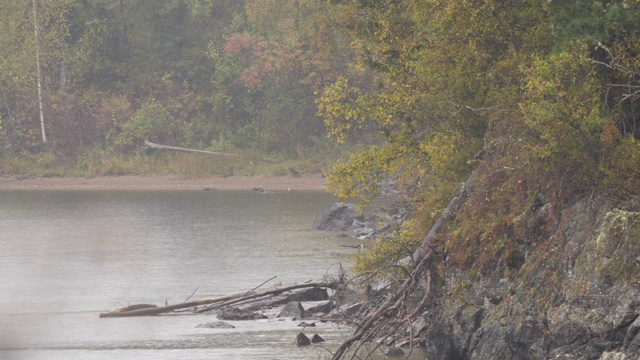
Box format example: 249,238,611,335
521,42,607,163
326,145,387,202
518,39,640,196
316,77,362,143
326,141,427,207
317,75,418,144
420,132,459,173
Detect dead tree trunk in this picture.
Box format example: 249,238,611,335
144,140,276,162
412,162,486,264
144,140,241,157
32,0,46,144
99,293,246,318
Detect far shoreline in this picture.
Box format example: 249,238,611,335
0,174,327,191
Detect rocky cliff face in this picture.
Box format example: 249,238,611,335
419,196,640,359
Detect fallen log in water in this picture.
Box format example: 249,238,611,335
99,293,246,318
99,281,339,318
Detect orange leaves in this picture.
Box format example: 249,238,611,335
600,120,620,146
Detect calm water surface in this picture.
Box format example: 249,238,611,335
0,190,364,360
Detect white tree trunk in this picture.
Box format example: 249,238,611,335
32,0,46,144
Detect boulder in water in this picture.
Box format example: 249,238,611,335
311,334,325,343
312,203,357,231
195,321,235,329
278,301,304,319
296,332,311,347
297,321,316,327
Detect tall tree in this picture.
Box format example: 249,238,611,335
0,0,69,148
32,0,46,143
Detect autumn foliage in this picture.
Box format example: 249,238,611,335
315,0,640,274
0,1,639,268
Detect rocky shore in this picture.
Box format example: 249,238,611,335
416,197,640,360
314,188,640,359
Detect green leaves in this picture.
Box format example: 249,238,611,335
552,0,640,46
316,0,640,278
522,43,605,161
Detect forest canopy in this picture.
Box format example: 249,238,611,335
1,0,639,210
0,0,350,162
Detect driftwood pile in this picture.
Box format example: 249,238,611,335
99,280,339,318
97,160,485,358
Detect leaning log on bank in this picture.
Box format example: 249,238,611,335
330,163,487,360
144,140,277,162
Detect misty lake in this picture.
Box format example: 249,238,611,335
0,189,362,360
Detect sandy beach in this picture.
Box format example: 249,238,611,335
0,174,327,191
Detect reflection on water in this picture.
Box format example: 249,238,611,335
0,190,426,360
0,191,348,312
0,190,345,359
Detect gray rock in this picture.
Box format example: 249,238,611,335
331,303,364,317
217,307,267,320
297,321,316,327
296,332,311,347
385,347,404,357
288,287,329,302
624,315,640,354
354,227,375,239
416,200,640,360
311,334,325,343
412,316,428,334
252,187,272,194
278,301,304,319
333,287,364,308
195,321,235,329
302,300,334,317
313,200,412,244
313,203,357,231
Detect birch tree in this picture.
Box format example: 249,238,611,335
32,0,46,143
